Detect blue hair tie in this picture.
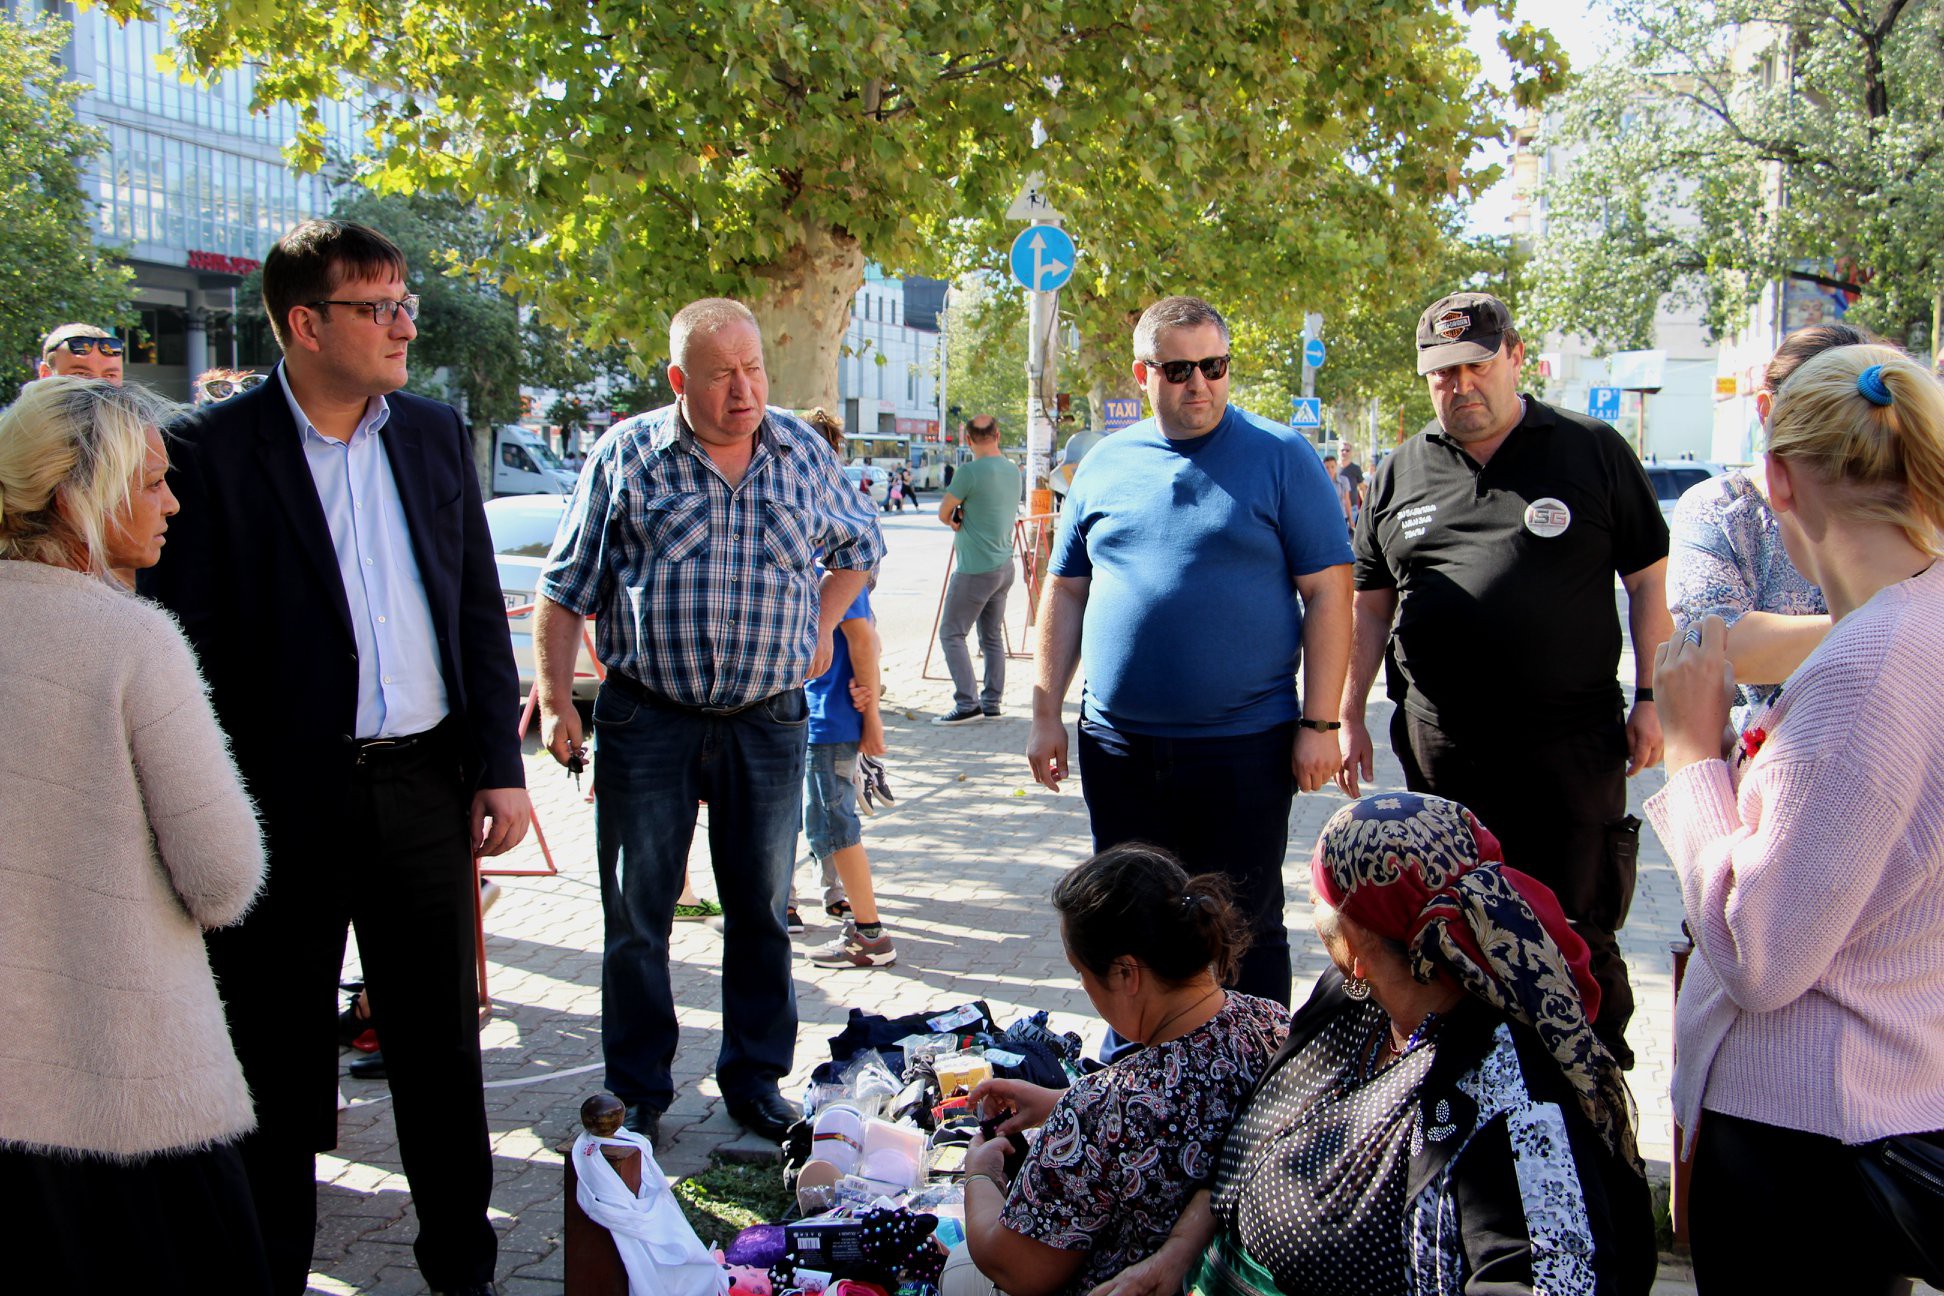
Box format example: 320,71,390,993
1858,365,1894,407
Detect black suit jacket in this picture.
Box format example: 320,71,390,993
141,378,525,845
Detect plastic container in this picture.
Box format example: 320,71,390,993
933,1051,992,1097
810,1102,867,1175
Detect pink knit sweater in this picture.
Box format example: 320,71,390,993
1645,561,1944,1148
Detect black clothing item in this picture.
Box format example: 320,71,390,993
1391,707,1639,1068
212,733,496,1292
1691,1111,1914,1296
141,380,518,1294
0,1139,272,1296
1231,976,1655,1296
1354,397,1667,732
1210,999,1433,1294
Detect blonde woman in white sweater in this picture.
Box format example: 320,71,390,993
0,378,271,1294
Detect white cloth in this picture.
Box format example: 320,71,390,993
572,1129,727,1296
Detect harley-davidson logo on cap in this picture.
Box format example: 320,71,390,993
1435,311,1470,341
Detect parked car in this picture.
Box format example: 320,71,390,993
1644,460,1729,523
844,463,890,507
484,495,603,701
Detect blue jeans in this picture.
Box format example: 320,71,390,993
1077,718,1297,1006
593,682,808,1110
804,741,862,861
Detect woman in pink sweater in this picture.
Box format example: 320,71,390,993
1650,345,1944,1294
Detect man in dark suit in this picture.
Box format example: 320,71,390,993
143,220,531,1296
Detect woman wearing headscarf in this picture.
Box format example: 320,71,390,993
1096,793,1654,1296
1651,344,1944,1293
0,378,271,1294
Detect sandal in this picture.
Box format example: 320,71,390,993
673,898,724,921
825,900,853,922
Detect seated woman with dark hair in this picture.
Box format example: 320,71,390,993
942,844,1291,1296
1098,794,1654,1296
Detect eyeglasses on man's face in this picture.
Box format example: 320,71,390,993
305,294,421,326
46,336,125,359
1143,354,1230,384
201,373,268,401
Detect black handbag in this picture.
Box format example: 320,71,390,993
1854,1130,1944,1285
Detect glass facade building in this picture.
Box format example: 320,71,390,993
26,0,360,396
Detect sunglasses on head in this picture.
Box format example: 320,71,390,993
1143,354,1230,384
201,373,268,401
48,336,125,359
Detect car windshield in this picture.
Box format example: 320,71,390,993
489,506,566,558
1650,467,1714,502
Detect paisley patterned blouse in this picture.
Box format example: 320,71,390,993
1667,469,1825,727
998,992,1290,1295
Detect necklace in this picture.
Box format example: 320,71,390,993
1144,987,1223,1045
1360,1008,1442,1081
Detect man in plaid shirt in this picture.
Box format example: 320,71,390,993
533,298,884,1145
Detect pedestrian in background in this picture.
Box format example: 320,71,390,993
1665,325,1874,730
142,220,531,1296
534,298,884,1146
1340,292,1671,1068
934,414,1022,725
36,323,125,384
1651,344,1944,1295
0,378,271,1295
1030,294,1353,1016
1324,451,1352,533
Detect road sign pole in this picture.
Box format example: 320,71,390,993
1026,275,1057,510
1301,311,1323,402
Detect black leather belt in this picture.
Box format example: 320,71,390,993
607,670,778,717
348,720,448,763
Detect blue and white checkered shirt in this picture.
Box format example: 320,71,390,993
538,404,885,709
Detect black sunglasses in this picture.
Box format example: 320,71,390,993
47,336,125,358
1143,354,1230,384
201,373,268,401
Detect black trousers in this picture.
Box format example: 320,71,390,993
1390,707,1639,1066
207,732,495,1293
0,1140,271,1295
1691,1111,1916,1295
1077,719,1297,1005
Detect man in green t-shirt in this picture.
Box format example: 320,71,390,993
933,415,1022,723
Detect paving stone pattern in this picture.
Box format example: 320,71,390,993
317,507,1696,1294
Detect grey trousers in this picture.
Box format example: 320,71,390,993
939,562,1015,711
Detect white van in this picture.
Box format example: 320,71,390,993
492,425,578,497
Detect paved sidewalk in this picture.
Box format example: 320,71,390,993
314,508,1693,1294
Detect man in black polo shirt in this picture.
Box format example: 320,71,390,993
1338,292,1672,1068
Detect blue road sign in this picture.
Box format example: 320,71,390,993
1290,397,1323,429
1009,225,1076,293
1587,386,1623,421
1303,337,1326,369
1102,397,1142,431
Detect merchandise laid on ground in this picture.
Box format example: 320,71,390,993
605,999,1086,1296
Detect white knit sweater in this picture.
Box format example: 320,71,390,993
1646,561,1944,1148
0,560,265,1158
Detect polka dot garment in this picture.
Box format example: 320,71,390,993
1210,999,1436,1296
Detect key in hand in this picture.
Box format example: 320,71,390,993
567,749,585,793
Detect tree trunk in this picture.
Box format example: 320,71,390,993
748,223,867,411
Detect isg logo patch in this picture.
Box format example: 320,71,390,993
1523,497,1572,538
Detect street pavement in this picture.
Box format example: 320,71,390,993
316,499,1698,1294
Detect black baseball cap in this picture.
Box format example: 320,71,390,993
1415,293,1514,375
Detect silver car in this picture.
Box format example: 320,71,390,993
1645,461,1728,524
484,495,603,701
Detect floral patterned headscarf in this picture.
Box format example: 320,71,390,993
1310,793,1639,1169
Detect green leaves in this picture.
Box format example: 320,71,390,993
0,12,135,386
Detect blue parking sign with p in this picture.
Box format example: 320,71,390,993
1587,386,1623,422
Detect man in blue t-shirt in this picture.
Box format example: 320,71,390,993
1028,295,1353,1007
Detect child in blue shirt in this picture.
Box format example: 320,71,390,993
801,575,895,967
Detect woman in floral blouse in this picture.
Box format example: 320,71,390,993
945,844,1290,1296
1666,326,1882,727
